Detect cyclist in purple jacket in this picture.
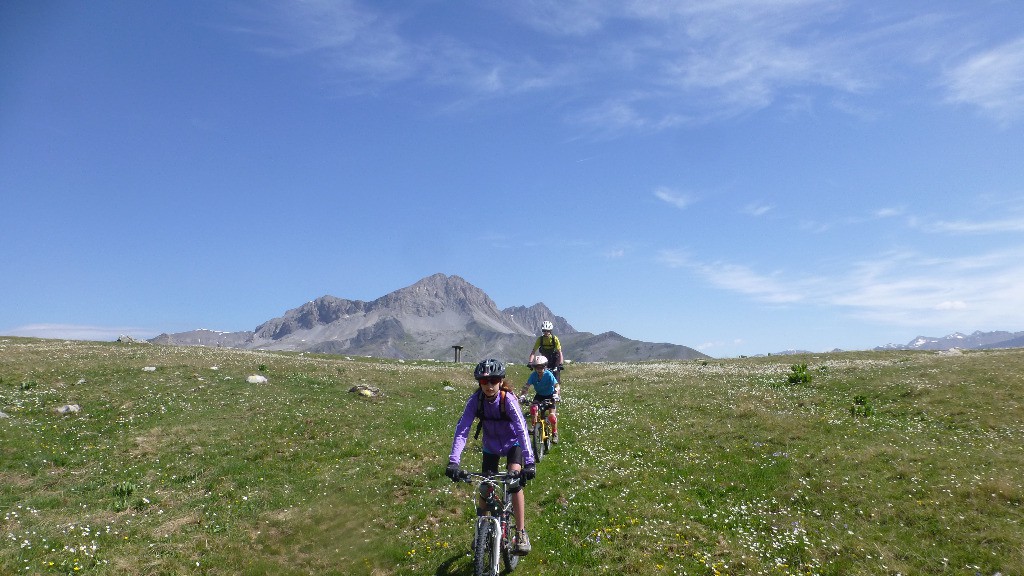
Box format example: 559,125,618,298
446,359,536,555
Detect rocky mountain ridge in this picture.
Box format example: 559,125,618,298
150,273,708,362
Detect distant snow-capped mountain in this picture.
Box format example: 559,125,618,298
876,330,1024,351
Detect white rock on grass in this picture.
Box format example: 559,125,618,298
142,366,157,372
348,385,381,397
56,404,81,415
246,375,268,384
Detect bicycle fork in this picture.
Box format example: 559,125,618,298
475,515,502,575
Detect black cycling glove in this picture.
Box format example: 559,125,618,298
523,464,536,482
445,462,461,482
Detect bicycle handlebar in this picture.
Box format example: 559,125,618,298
456,469,522,489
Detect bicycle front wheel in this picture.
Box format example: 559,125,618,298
474,521,497,576
502,511,520,572
532,423,544,463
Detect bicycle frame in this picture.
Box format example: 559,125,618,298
528,398,556,463
457,470,522,575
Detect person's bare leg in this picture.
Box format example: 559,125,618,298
509,462,525,530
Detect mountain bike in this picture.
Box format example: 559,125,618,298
455,470,523,576
528,397,557,464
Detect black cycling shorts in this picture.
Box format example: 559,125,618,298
482,445,524,475
531,394,556,406
482,445,525,494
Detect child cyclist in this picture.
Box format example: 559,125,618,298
446,359,536,555
519,355,561,444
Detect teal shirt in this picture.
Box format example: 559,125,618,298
526,369,558,396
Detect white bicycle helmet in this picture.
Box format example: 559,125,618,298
540,320,554,331
533,355,547,367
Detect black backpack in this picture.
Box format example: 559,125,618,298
538,334,559,357
473,389,509,440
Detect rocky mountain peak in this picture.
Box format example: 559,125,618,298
378,273,495,314
253,295,363,339
502,303,577,335
385,272,493,307
151,273,709,361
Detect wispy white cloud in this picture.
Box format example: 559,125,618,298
944,37,1024,125
703,263,808,304
566,94,690,135
241,1,1020,129
873,207,904,218
552,0,881,129
240,0,559,98
654,187,695,210
496,0,613,37
2,324,158,342
769,205,1023,236
666,247,1024,331
658,249,808,304
657,248,690,269
244,0,413,82
827,249,1024,328
744,202,773,217
695,337,745,352
660,10,864,106
798,220,832,234
921,216,1024,234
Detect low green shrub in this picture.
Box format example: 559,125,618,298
850,394,874,418
787,363,812,385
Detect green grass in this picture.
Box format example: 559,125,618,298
2,338,1023,575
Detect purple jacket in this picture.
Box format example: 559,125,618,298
449,390,535,466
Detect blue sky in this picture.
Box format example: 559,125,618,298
3,1,1024,358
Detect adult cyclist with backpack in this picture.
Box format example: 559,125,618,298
446,359,536,555
529,321,564,381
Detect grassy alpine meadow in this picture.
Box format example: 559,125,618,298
2,337,1023,575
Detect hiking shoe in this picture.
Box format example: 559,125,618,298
552,432,559,444
515,530,531,555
